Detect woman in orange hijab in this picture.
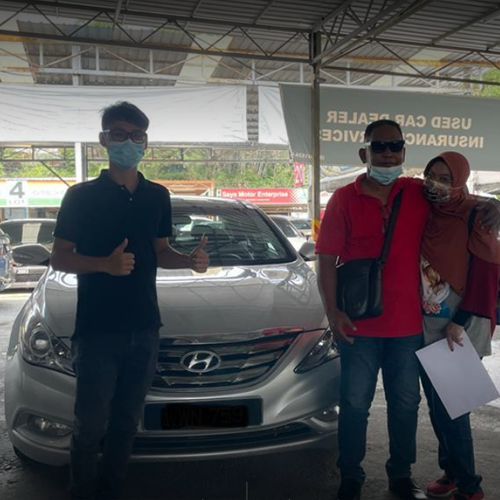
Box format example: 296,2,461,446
420,151,500,500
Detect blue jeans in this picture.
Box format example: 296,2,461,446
69,329,160,500
337,334,423,482
421,371,482,493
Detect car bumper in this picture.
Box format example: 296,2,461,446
0,277,14,291
11,270,45,289
5,345,340,466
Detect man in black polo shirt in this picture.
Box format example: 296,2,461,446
51,101,209,500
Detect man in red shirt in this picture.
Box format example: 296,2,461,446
317,120,500,500
316,120,429,500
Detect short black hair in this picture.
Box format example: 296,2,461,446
364,119,402,141
101,101,149,131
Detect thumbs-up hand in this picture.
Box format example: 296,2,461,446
105,238,135,276
189,235,209,273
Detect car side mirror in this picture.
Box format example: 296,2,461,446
299,241,317,262
12,244,51,266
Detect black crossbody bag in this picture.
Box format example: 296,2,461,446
336,191,403,321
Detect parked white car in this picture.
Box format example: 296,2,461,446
0,219,55,289
5,196,339,466
289,218,312,239
270,215,309,252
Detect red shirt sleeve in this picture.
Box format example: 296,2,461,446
315,190,347,256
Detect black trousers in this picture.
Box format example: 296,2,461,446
69,329,160,500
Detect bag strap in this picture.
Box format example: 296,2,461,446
379,190,403,264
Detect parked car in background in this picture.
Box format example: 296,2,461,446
5,197,339,466
0,227,14,292
288,218,312,239
0,218,56,289
270,215,308,251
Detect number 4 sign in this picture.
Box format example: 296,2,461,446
6,180,28,207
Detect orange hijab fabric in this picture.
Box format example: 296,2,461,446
421,151,500,296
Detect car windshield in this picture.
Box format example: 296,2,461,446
170,205,294,266
0,221,56,247
271,218,301,238
291,219,311,230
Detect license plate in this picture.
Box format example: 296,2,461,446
143,399,262,431
161,403,249,430
16,268,30,274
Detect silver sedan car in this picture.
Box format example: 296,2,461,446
0,218,55,289
5,196,339,466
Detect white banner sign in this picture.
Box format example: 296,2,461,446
0,85,248,143
258,86,289,145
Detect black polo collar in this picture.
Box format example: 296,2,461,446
98,169,147,193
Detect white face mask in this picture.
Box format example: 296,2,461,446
368,164,403,185
423,178,453,203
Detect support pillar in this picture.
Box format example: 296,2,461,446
310,32,322,241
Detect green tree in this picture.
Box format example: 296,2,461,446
479,69,500,97
1,146,296,189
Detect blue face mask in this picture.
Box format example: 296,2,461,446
369,165,403,185
107,140,145,169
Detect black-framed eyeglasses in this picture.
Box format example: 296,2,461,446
104,129,147,144
365,140,405,154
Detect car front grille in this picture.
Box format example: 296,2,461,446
15,272,42,283
133,423,315,455
152,331,299,389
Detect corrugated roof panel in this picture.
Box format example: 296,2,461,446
2,0,500,89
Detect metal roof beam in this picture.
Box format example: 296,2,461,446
313,0,412,64
113,0,124,24
0,29,310,63
320,0,436,67
0,66,250,83
190,0,205,18
184,0,204,30
3,30,500,68
486,38,500,51
432,5,500,44
342,7,427,77
312,0,357,32
322,63,500,86
0,0,310,34
477,52,500,73
374,36,500,58
0,3,29,29
375,40,426,77
254,0,280,24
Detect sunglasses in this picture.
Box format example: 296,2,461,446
365,140,405,154
104,129,147,144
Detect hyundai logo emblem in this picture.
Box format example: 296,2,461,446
180,350,222,374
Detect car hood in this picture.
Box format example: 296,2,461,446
37,261,326,339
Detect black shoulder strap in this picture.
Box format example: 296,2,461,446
379,190,403,264
468,208,477,234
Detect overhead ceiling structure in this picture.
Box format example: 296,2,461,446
1,0,500,143
1,0,500,90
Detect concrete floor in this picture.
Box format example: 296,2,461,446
1,290,500,500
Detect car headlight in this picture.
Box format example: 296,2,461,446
19,307,74,376
295,328,339,374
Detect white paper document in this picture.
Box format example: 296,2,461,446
416,332,500,420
